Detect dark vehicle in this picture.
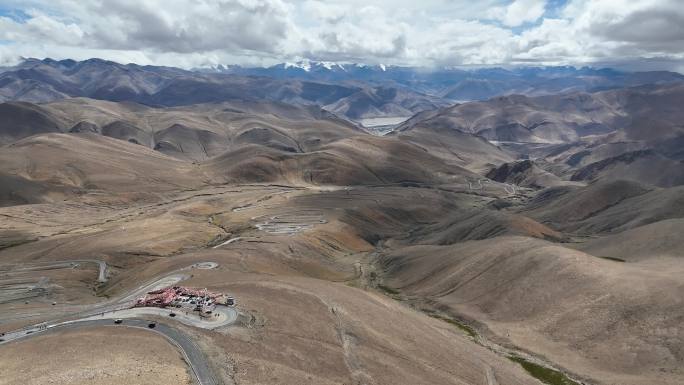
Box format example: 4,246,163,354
148,322,156,328
169,313,176,317
114,319,123,324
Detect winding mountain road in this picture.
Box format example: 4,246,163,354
0,262,231,385
0,259,109,283
3,318,220,385
72,260,108,282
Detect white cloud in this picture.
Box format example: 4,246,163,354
490,0,547,27
0,0,682,71
0,10,84,46
412,19,515,66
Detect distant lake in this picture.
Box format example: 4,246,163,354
358,116,411,128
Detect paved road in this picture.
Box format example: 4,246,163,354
212,237,243,248
1,268,194,337
0,259,108,283
80,305,238,330
0,271,194,343
71,260,108,283
503,184,517,195
0,262,230,385
3,318,219,385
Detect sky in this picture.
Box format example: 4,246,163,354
0,0,683,71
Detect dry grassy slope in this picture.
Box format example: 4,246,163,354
5,86,684,385
286,186,479,246
401,209,564,245
0,133,203,199
180,268,538,385
609,83,684,141
0,129,492,210
323,85,446,120
43,97,360,134
0,327,192,385
486,160,577,189
521,180,684,234
38,98,364,161
395,83,684,187
0,183,542,385
202,135,480,186
0,102,67,143
552,130,684,164
379,236,684,385
398,83,684,145
0,186,273,267
575,218,684,262
2,164,683,385
392,125,514,173
569,150,684,187
0,173,72,207
548,141,645,169
396,93,623,143
0,98,515,187
520,135,684,188
0,206,224,261
0,97,365,160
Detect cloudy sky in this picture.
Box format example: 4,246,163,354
1,0,683,70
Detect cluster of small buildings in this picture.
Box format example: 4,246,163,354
135,286,234,315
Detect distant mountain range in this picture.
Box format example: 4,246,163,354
0,58,443,121
198,60,684,100
1,58,683,123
